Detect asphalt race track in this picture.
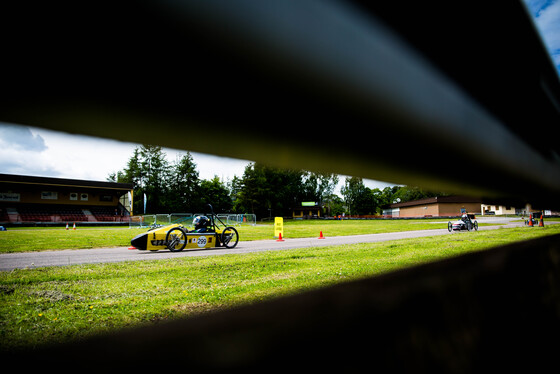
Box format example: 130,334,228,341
0,219,533,271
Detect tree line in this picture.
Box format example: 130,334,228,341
108,145,447,218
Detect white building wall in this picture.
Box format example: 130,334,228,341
481,204,517,215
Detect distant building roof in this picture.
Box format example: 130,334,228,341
0,173,133,191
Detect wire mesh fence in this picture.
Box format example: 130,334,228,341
129,213,256,228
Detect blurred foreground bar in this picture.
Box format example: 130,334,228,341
1,0,559,207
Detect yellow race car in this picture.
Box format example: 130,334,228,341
131,205,239,252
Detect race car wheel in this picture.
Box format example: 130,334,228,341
166,227,187,252
448,222,452,232
473,221,479,231
221,226,239,249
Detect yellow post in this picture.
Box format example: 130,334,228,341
274,217,284,238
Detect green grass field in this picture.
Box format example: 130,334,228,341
1,223,559,351
0,219,498,253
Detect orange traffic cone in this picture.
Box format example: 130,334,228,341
539,215,544,227
73,222,76,230
276,232,285,242
528,214,533,227
318,231,325,239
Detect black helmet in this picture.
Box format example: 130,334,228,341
193,215,210,230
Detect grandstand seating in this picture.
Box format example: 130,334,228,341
1,205,128,223
0,174,133,225
18,206,54,222
89,207,122,222
57,207,88,222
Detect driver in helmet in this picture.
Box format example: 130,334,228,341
192,215,211,233
461,213,474,229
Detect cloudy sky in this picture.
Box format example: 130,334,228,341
0,124,251,183
525,0,560,70
0,123,392,192
1,2,558,192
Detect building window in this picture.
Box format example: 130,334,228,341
80,193,89,201
41,191,58,200
0,192,20,202
70,192,78,201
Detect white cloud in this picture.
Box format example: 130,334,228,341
0,148,60,177
35,130,138,181
534,2,560,43
0,123,252,182
0,124,48,152
525,0,560,71
526,0,553,16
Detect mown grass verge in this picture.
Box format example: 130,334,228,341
1,225,559,351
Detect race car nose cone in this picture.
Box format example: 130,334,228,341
130,232,148,250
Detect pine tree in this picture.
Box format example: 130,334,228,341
167,152,200,212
